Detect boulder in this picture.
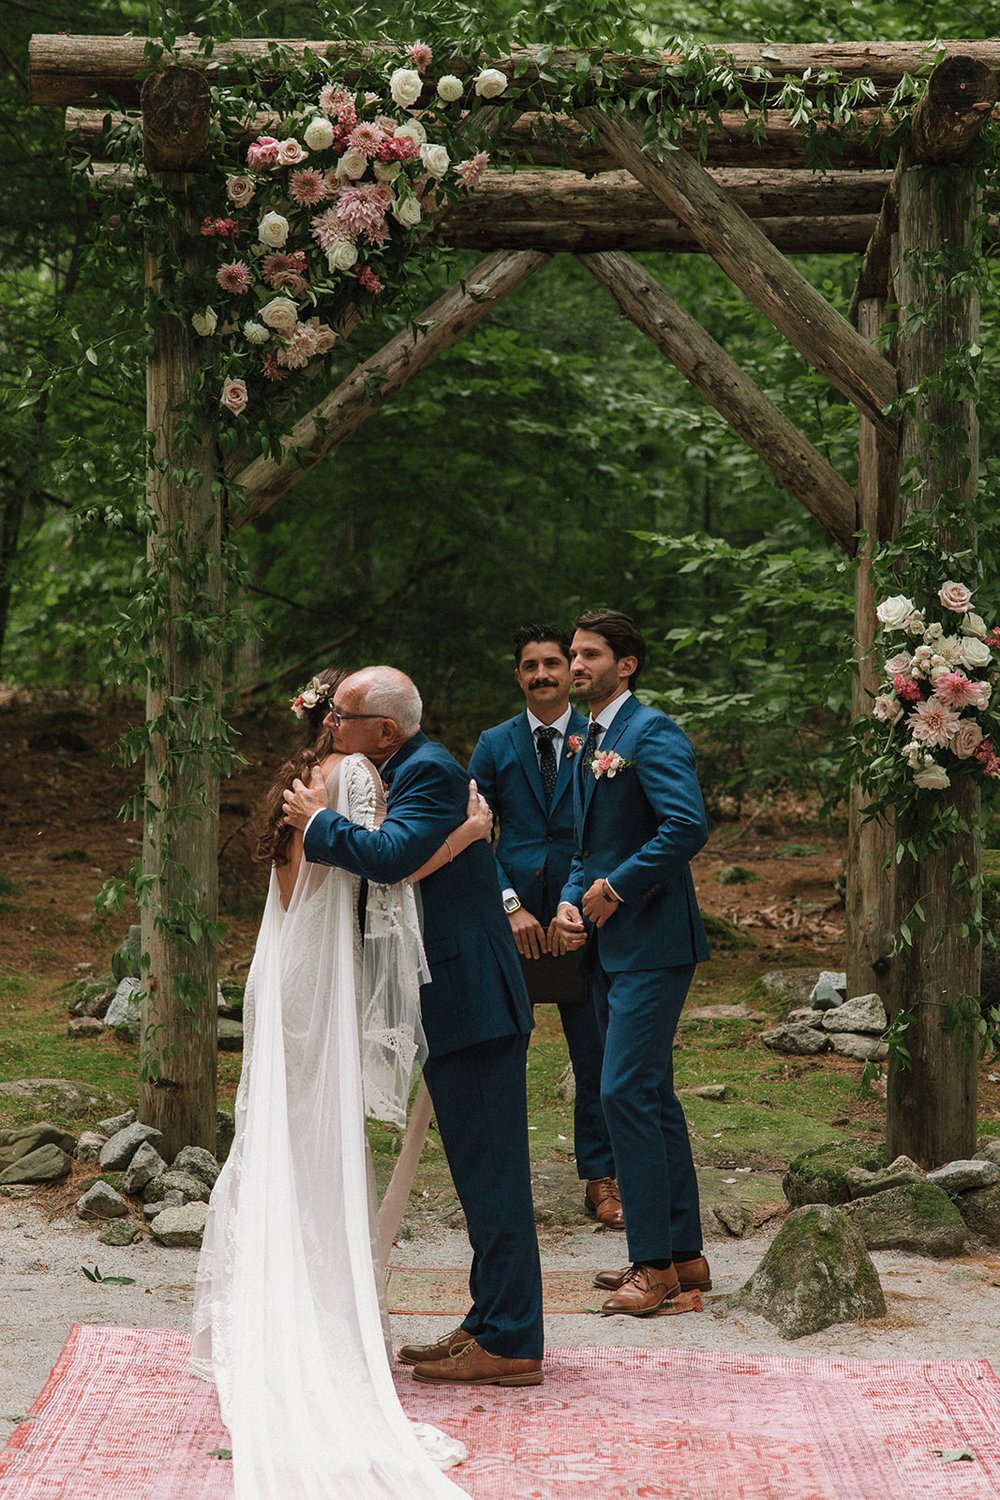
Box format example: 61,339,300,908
144,1169,210,1205
821,994,888,1034
760,971,816,1004
955,1184,1000,1247
98,1109,136,1137
171,1145,220,1190
687,1084,728,1101
735,1204,885,1338
111,925,142,982
144,1194,182,1220
99,1122,164,1172
68,978,116,1019
0,1124,77,1172
0,1079,105,1113
760,1023,830,1057
98,1218,140,1246
927,1159,1000,1194
846,1158,924,1200
829,1034,889,1062
810,971,847,1011
217,1019,244,1052
0,1143,73,1184
713,1202,752,1237
68,1017,104,1040
786,1008,824,1027
844,1182,967,1257
104,977,142,1029
122,1141,167,1196
76,1130,106,1165
783,1140,888,1208
149,1201,209,1246
974,1139,1000,1168
77,1181,130,1220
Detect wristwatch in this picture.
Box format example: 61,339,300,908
503,894,522,914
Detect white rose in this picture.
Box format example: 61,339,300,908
389,67,423,108
885,651,912,676
326,241,359,272
923,621,943,641
904,612,927,637
979,682,993,708
913,758,951,791
336,147,368,180
304,117,335,151
939,580,974,613
872,694,904,725
437,74,464,102
394,119,427,146
374,160,402,183
258,211,290,248
474,67,508,98
259,296,299,332
191,306,218,336
960,636,992,670
419,142,450,178
394,195,422,228
902,740,925,769
962,611,988,638
876,594,917,630
242,320,270,344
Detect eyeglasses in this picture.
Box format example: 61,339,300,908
330,709,386,727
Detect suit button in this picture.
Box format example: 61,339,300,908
546,834,554,844
534,868,542,877
582,847,590,858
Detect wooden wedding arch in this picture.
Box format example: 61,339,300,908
28,34,1000,1161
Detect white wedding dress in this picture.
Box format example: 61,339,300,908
192,754,467,1498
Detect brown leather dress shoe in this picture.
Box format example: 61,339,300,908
584,1177,625,1229
600,1263,680,1316
397,1325,475,1366
412,1337,543,1387
594,1254,712,1293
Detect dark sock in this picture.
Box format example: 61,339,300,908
643,1258,671,1270
672,1251,702,1263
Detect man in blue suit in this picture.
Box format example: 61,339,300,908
282,665,543,1386
469,625,621,1228
553,610,712,1315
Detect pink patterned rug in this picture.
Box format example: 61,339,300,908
3,1324,1000,1499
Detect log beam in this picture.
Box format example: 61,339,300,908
579,250,857,553
232,249,549,518
140,66,210,172
582,108,899,439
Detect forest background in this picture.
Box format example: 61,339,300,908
3,0,999,806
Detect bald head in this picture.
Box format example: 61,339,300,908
349,666,423,737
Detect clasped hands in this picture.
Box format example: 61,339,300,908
547,878,620,956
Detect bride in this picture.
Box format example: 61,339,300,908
192,670,488,1497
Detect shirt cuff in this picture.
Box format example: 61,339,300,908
502,887,517,902
604,879,623,903
303,809,324,840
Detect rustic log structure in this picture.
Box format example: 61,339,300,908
27,35,999,1161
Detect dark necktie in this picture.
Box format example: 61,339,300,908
582,719,600,767
535,726,558,804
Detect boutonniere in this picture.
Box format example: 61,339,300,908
565,734,582,758
590,750,635,780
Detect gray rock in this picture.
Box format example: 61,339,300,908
845,1182,967,1257
0,1143,73,1184
99,1122,164,1172
783,1141,888,1208
77,1181,130,1220
760,971,816,1003
786,1008,824,1027
98,1109,136,1136
113,1021,140,1045
104,977,142,1029
846,1163,925,1199
171,1145,220,1189
955,1184,1000,1247
111,925,142,982
149,1201,209,1246
829,1033,889,1061
974,1139,1000,1168
0,1124,77,1171
144,1194,182,1220
122,1141,167,1196
735,1204,885,1338
927,1159,1000,1194
68,978,116,1019
68,1017,104,1039
821,994,888,1034
217,1018,244,1052
760,1023,831,1056
0,1079,104,1112
76,1130,107,1165
810,971,847,1011
713,1202,752,1237
688,1084,728,1101
144,1169,210,1205
98,1218,139,1246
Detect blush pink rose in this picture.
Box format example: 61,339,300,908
938,580,974,613
951,719,985,759
220,377,249,416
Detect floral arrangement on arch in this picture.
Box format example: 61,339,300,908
870,580,1000,792
192,44,508,421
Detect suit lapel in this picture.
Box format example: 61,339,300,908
511,714,547,815
581,696,639,825
553,708,587,811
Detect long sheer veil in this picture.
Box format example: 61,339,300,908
191,754,466,1497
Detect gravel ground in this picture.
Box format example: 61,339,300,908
2,1200,999,1443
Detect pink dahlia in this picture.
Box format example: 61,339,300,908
933,670,982,709
288,168,329,206
347,122,387,158
216,260,253,294
357,266,384,294
275,322,320,369
310,207,356,253
377,135,420,164
892,673,923,704
261,350,290,382
456,152,489,189
406,41,433,72
336,183,390,239
907,696,962,749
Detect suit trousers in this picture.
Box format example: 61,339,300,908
422,1034,544,1359
557,998,615,1181
589,962,702,1264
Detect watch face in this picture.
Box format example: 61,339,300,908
503,897,520,913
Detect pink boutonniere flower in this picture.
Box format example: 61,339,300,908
565,734,582,758
590,750,635,780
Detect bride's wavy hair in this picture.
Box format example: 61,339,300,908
255,667,349,867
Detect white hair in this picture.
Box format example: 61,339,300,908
354,666,422,735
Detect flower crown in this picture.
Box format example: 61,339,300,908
290,676,337,719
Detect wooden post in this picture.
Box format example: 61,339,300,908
139,69,220,1157
885,154,982,1166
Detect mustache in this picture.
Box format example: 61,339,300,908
529,679,560,689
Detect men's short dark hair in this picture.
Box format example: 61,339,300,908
573,609,646,688
512,624,572,667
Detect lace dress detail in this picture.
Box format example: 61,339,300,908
191,755,465,1497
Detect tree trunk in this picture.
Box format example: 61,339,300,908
139,173,221,1158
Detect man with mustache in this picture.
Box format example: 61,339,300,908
552,609,712,1315
469,625,620,1228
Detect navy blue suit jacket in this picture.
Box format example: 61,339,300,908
302,735,533,1058
468,707,588,926
561,696,710,972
